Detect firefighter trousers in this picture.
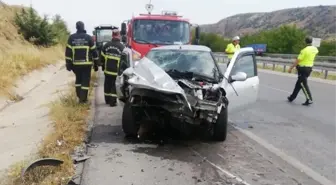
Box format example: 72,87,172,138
104,74,117,106
289,66,313,101
73,65,92,103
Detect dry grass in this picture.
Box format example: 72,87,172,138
4,71,97,185
0,3,64,97
257,64,336,80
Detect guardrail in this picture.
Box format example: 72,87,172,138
262,53,336,62
213,52,336,62
213,53,336,79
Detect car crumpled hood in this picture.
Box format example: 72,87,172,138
126,57,192,110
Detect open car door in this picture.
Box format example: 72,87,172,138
221,47,260,114
115,48,133,102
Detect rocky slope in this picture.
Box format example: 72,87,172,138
200,5,336,39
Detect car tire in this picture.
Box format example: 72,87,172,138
212,107,228,141
122,100,139,138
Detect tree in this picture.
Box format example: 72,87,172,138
196,25,336,56
14,6,70,47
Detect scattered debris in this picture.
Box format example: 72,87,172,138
67,179,78,185
74,155,91,163
87,143,98,148
67,174,81,185
21,158,64,179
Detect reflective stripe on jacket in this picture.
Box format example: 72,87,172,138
100,38,125,76
65,30,99,66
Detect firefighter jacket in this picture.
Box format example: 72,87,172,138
100,38,126,76
65,30,99,66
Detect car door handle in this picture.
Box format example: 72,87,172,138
252,84,257,88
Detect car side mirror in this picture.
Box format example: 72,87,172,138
123,67,134,76
121,23,127,35
121,35,127,43
230,72,247,82
194,26,200,45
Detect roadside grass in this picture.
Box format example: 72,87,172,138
0,3,64,98
257,64,336,80
4,71,97,185
0,44,64,98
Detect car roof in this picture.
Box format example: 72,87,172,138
150,45,212,52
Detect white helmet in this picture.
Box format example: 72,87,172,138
232,36,240,41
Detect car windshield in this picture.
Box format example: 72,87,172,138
145,49,221,81
133,19,190,45
96,29,112,43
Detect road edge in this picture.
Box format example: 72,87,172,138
74,71,99,185
230,121,335,185
0,62,65,112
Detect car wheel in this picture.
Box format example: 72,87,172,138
122,100,139,138
212,107,228,141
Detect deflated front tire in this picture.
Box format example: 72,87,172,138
212,107,228,141
122,100,139,138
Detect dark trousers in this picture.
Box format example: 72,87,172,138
104,74,117,105
73,65,92,103
289,66,313,101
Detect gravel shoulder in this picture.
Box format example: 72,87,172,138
0,62,73,177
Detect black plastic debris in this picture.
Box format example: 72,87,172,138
21,158,64,179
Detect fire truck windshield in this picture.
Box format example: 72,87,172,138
96,29,113,43
133,19,190,45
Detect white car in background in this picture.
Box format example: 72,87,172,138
114,45,259,142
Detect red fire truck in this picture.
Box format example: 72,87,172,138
120,4,200,59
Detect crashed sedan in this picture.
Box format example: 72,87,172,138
115,45,259,141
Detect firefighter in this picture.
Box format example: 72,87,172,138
100,28,125,107
287,36,319,106
225,36,241,67
65,21,99,104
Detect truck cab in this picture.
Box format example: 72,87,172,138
92,25,118,55
120,5,200,59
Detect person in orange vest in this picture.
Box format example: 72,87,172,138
225,36,240,67
287,36,319,106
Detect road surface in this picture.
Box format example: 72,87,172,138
81,69,335,185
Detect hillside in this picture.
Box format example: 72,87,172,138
200,5,336,40
0,2,63,97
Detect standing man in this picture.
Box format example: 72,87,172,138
225,36,241,67
287,36,319,106
100,28,125,107
65,21,99,104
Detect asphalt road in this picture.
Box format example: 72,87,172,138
81,69,335,185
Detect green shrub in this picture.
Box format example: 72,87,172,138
14,6,69,47
194,25,336,56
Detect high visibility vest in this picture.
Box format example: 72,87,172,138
297,46,319,67
225,43,240,59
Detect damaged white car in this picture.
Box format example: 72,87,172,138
115,45,259,141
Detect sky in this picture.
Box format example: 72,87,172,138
4,0,336,33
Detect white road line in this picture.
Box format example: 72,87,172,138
189,147,252,185
230,121,335,185
260,84,292,94
258,69,336,85
260,84,305,98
